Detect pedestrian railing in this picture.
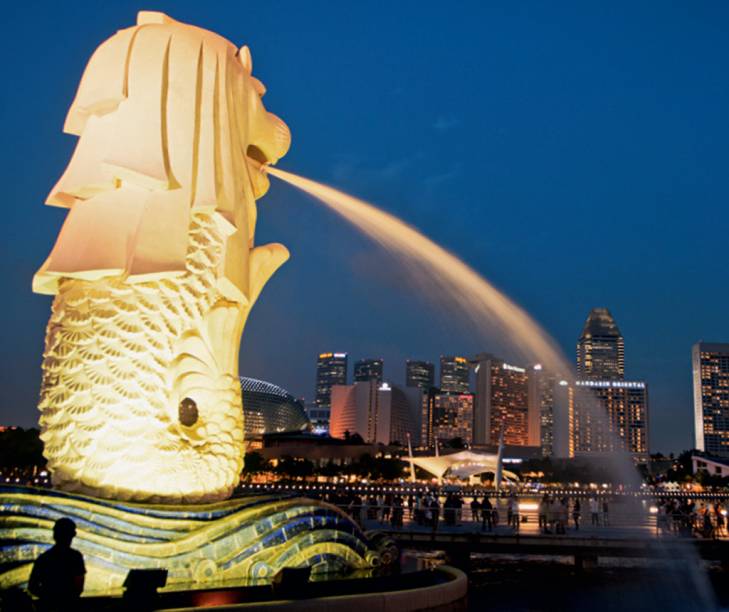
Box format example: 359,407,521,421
333,504,729,541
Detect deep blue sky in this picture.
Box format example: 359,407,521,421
1,2,727,453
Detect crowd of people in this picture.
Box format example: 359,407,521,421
655,498,727,538
323,490,466,530
314,489,728,540
322,490,583,534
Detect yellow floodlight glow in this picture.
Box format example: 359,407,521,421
33,12,291,504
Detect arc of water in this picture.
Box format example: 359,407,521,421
265,166,568,377
262,165,716,610
265,166,641,492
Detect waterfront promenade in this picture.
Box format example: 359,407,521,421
238,482,729,541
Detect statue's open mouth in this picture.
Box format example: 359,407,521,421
244,111,291,200
246,147,270,199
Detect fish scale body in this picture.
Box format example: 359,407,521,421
38,212,245,503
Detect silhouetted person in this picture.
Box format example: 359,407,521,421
28,518,85,611
572,499,581,531
481,497,493,532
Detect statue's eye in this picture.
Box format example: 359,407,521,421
179,397,199,427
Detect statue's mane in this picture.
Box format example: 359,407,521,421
50,11,250,215
34,12,284,301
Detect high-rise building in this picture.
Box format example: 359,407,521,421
569,309,649,462
692,342,729,458
472,353,535,447
552,380,574,459
440,356,470,393
314,352,348,430
529,365,558,457
577,308,625,380
354,358,384,384
425,392,474,447
330,381,418,445
572,380,649,462
406,360,435,391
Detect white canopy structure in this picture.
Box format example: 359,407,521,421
405,450,519,484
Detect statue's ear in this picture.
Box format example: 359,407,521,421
238,45,252,74
137,11,175,25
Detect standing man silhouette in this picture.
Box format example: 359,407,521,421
28,518,85,611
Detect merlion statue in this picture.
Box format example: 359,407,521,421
33,11,291,503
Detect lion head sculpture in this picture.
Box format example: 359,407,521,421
33,12,291,503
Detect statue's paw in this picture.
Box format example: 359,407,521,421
249,243,289,304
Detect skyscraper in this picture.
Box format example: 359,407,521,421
570,309,649,462
692,342,729,458
314,352,348,430
529,365,558,457
577,308,625,380
472,353,535,447
440,356,470,393
406,360,435,391
354,358,384,384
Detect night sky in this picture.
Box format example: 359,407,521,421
2,2,728,453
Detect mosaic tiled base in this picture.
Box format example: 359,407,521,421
0,486,378,594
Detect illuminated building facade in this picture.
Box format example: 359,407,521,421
427,392,474,446
314,352,348,430
354,358,384,384
406,360,435,391
572,380,649,461
693,342,729,458
330,381,418,445
440,355,470,393
472,354,535,447
529,366,558,457
577,308,625,380
240,377,310,446
552,380,574,458
571,309,649,461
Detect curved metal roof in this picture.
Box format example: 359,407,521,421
240,376,292,399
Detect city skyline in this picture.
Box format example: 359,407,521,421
306,307,655,457
2,3,729,457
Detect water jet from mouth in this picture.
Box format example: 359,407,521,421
266,165,637,484
266,165,718,609
266,165,567,377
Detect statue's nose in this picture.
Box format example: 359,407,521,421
249,109,291,167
